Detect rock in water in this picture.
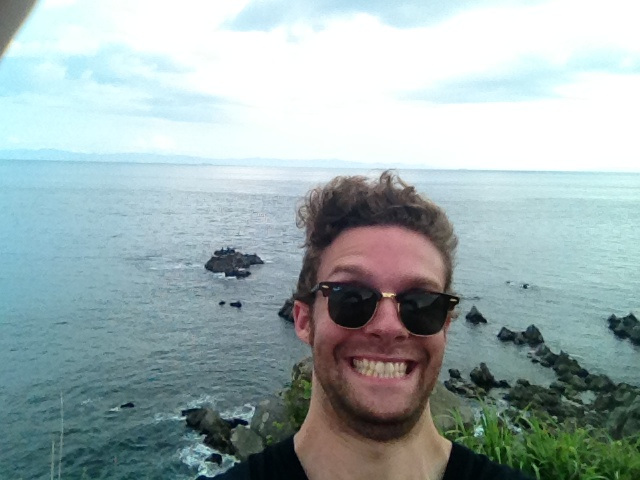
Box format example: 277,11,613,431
470,362,497,389
497,327,516,342
184,407,235,455
278,298,294,322
205,248,264,278
205,453,223,465
523,324,544,346
465,306,488,324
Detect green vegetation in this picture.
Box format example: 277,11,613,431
283,377,312,428
445,406,640,480
281,376,640,480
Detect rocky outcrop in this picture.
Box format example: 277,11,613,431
230,425,265,461
470,363,501,389
278,298,294,322
444,363,509,398
182,408,236,455
497,324,544,346
465,306,488,324
444,371,486,398
504,376,640,440
204,248,264,278
429,382,474,432
505,379,585,422
607,313,640,345
187,356,475,469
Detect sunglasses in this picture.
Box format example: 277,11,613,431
311,282,459,336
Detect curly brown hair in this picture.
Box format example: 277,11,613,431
294,170,458,302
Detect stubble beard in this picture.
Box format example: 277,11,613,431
312,345,440,443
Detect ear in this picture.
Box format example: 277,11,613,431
293,300,313,346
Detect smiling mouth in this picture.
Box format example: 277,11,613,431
351,358,414,378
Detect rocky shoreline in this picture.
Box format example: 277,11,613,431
445,306,640,439
184,357,475,479
189,265,638,477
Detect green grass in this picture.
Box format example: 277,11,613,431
445,406,640,480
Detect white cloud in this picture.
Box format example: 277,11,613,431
1,0,639,170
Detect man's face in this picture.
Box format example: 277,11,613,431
294,225,452,440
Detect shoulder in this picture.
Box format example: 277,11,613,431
210,461,249,480
443,442,534,480
212,436,306,480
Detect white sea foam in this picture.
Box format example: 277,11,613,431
221,402,255,422
153,412,184,423
178,433,238,477
182,394,219,411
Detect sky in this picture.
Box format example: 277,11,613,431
0,0,639,171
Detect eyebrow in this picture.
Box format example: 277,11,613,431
326,264,444,292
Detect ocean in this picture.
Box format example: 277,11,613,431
1,160,639,479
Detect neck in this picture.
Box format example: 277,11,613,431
294,393,452,480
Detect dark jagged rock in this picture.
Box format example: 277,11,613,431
523,325,544,346
225,268,251,278
533,343,558,367
230,301,242,308
465,306,488,324
592,383,640,439
585,373,616,393
224,418,249,429
205,453,223,465
443,370,486,398
443,378,482,398
470,362,497,389
205,248,264,278
552,351,588,378
497,327,516,342
278,298,294,322
499,324,544,347
469,362,509,391
183,407,235,455
496,380,511,389
522,283,530,289
608,313,640,345
513,332,527,345
505,380,583,422
120,402,134,409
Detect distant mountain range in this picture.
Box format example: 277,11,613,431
0,149,397,169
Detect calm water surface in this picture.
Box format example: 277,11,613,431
1,161,638,479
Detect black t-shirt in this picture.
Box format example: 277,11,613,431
213,436,533,479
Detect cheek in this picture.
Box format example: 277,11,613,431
423,335,447,358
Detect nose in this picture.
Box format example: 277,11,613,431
362,295,409,339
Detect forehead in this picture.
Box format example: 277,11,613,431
317,225,446,292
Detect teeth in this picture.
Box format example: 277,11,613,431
353,359,408,378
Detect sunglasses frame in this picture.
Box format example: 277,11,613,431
310,281,459,336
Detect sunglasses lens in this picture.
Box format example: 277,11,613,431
327,284,379,329
399,291,448,336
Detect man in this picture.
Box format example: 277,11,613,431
217,171,531,479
